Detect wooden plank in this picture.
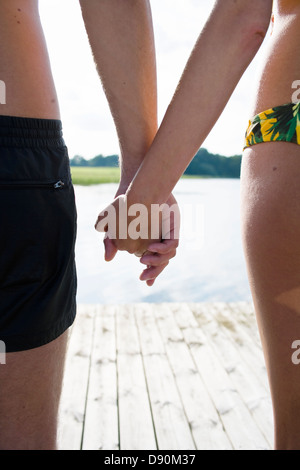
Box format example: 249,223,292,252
116,305,157,450
154,304,233,450
58,305,96,450
180,315,270,450
228,302,262,347
172,301,271,449
207,302,269,389
59,302,274,451
135,304,196,450
189,303,273,447
81,305,119,450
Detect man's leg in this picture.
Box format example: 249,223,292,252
241,142,300,450
0,331,69,450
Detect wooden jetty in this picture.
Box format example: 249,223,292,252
58,302,274,451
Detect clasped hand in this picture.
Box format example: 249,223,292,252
95,193,180,286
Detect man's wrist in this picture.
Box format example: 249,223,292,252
117,167,139,196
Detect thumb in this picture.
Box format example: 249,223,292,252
104,236,118,261
95,209,109,232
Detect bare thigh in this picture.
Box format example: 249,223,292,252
0,330,69,450
241,142,300,449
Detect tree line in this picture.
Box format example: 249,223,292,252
70,148,242,178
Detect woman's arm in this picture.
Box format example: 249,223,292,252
126,0,273,207
95,0,273,257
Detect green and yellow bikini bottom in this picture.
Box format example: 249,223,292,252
244,102,300,149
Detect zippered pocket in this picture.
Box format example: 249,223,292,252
0,180,65,190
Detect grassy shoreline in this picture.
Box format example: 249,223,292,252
70,166,120,185
70,166,237,186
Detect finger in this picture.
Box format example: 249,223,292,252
140,251,176,267
147,238,179,254
95,210,109,232
104,236,118,261
139,262,169,283
95,198,122,235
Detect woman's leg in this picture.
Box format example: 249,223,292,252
241,142,300,450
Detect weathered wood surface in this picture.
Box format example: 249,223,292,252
58,302,273,450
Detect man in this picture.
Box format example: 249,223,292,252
0,0,175,450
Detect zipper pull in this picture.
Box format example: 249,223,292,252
54,180,65,189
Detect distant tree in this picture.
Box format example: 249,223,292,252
88,154,119,167
70,155,88,166
184,148,242,178
69,154,119,167
70,149,242,178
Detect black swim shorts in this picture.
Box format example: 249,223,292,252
0,116,77,353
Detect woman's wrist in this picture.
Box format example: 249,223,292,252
125,172,170,210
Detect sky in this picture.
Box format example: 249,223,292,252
39,0,271,159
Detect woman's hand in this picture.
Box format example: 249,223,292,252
139,193,180,286
95,186,180,285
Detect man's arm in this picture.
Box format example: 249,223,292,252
79,0,179,284
79,0,157,188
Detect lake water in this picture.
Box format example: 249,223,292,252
74,178,252,304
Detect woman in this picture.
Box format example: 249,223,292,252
98,0,300,449
241,0,300,450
